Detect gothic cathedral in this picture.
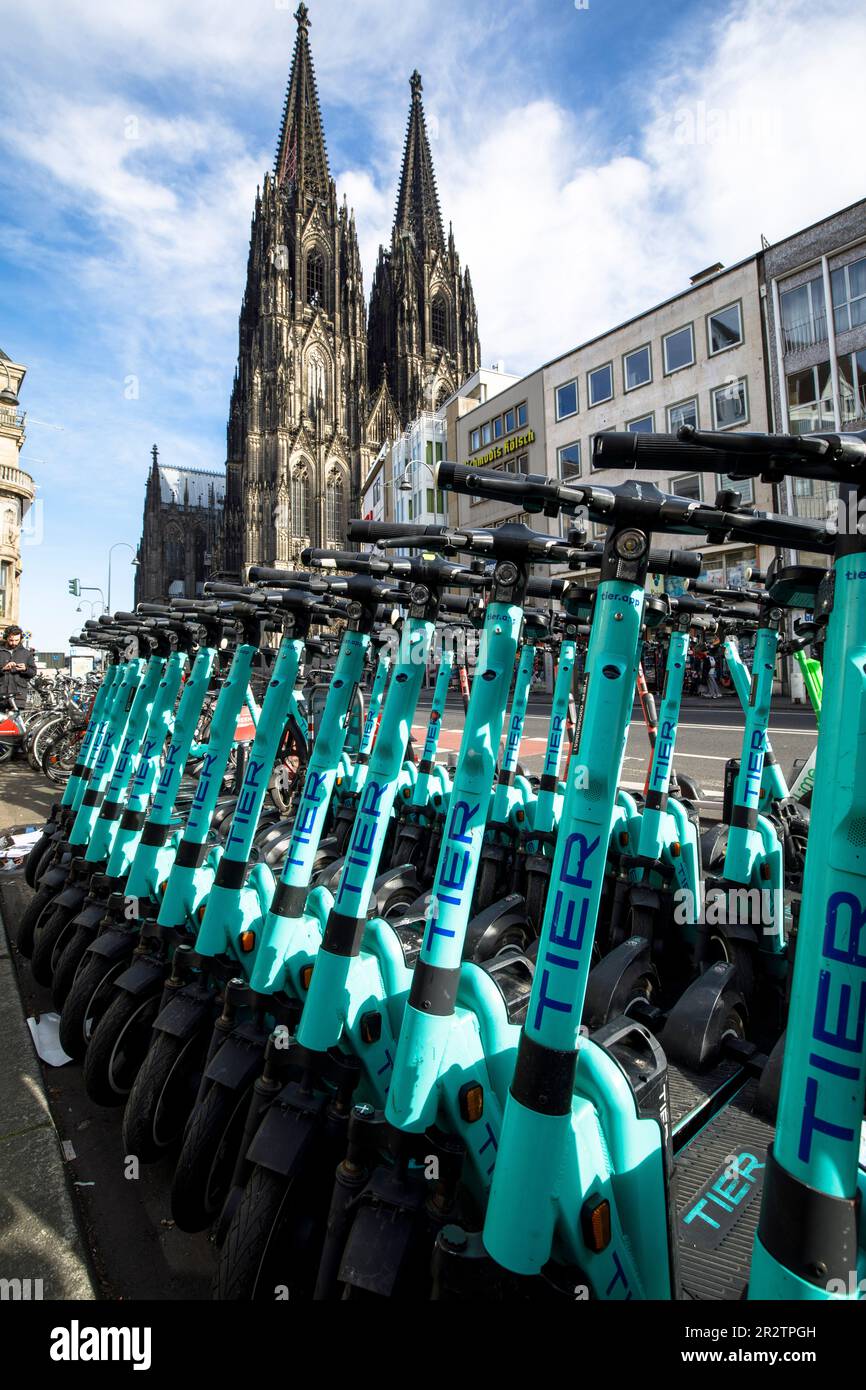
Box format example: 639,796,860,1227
221,3,480,575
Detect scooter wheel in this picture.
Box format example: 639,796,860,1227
706,932,756,1007
606,960,657,1023
31,901,78,988
24,832,53,889
214,1165,294,1302
171,1081,253,1232
475,858,501,913
122,1027,209,1162
84,986,162,1107
51,925,91,1009
15,884,58,959
58,953,128,1060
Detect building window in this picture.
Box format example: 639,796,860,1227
470,428,480,451
516,402,528,428
837,349,866,424
711,377,749,430
307,352,327,418
431,296,448,349
481,422,492,446
325,472,346,544
557,442,581,483
786,362,834,434
504,407,516,433
426,487,446,514
165,531,185,583
556,381,578,419
493,416,503,439
627,413,654,433
306,252,325,307
707,302,743,355
588,362,613,407
663,324,695,374
624,344,652,391
831,256,866,335
291,468,310,538
716,474,755,506
668,398,698,433
700,546,757,590
780,276,826,352
672,473,702,501
0,560,9,620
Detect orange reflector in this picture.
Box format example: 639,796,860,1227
581,1196,612,1252
240,930,256,953
760,862,772,881
458,1081,484,1123
671,841,681,858
360,1011,382,1044
300,964,314,989
159,880,168,896
516,810,525,823
336,776,343,787
402,787,410,799
197,903,207,923
619,831,629,847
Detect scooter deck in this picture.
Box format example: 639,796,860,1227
668,1059,742,1142
674,1080,773,1300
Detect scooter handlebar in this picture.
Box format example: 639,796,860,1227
593,425,866,484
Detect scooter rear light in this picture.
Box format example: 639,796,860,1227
581,1196,611,1253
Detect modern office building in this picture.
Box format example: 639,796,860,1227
0,348,36,626
760,197,866,543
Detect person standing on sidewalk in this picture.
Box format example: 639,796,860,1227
0,626,37,705
704,650,722,699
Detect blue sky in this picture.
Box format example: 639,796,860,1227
1,0,864,647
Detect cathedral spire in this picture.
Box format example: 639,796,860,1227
393,70,445,255
274,3,331,199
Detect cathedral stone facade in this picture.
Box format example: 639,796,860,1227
137,3,480,588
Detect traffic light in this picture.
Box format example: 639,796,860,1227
68,579,80,596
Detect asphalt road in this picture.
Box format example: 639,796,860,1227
412,691,818,810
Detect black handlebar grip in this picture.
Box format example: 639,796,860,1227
347,520,448,544
137,602,173,616
592,430,736,475
659,549,703,579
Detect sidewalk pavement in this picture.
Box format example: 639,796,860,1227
0,763,95,1300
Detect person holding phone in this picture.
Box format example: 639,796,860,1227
0,625,37,705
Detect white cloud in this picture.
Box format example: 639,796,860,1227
3,0,865,644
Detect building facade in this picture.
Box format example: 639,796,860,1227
0,348,36,626
134,446,225,602
455,256,776,586
761,197,866,542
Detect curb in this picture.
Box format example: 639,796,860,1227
0,872,96,1301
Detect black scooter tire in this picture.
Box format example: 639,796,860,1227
58,953,127,1060
16,884,58,958
171,1081,252,1232
24,831,53,889
122,1026,209,1162
51,925,91,1009
31,901,78,987
84,986,162,1107
214,1165,295,1302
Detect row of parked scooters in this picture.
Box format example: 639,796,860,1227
10,422,865,1301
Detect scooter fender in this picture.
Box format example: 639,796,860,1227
370,864,423,917
152,981,213,1041
311,855,345,894
463,893,529,963
52,883,88,913
339,1199,418,1298
114,954,167,998
628,883,662,914
205,1031,266,1091
584,935,654,1031
75,900,112,932
86,926,138,962
659,960,743,1070
246,1090,325,1177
